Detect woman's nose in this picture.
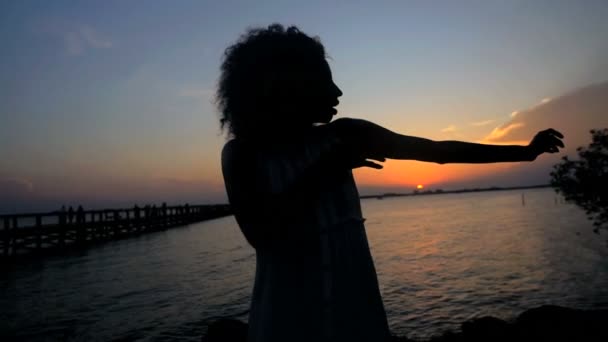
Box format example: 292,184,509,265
332,82,343,97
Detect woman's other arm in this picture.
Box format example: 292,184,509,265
330,118,564,164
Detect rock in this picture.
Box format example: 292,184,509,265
512,305,608,341
200,306,608,342
460,316,511,341
429,305,608,342
201,318,247,342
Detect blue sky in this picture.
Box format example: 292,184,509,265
1,0,608,213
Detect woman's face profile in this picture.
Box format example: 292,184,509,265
283,58,343,125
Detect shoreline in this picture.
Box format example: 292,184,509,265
360,184,552,200
1,184,552,216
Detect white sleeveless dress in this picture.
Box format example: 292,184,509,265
223,130,390,342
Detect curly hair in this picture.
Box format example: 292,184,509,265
216,24,327,138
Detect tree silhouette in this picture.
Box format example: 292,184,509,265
550,129,608,233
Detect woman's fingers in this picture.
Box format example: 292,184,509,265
533,129,565,154
547,135,565,148
361,160,384,169
544,128,564,139
341,150,385,169
352,158,384,169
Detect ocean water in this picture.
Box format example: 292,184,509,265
2,188,608,340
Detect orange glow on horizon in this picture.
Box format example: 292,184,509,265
354,159,519,189
416,184,424,189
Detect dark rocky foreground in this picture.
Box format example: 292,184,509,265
201,305,608,342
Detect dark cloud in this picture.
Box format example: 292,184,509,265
0,178,33,197
483,82,608,150
477,81,608,186
0,178,35,214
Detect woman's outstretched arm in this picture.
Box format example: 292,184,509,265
330,118,564,164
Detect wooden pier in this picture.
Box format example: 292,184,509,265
0,204,232,259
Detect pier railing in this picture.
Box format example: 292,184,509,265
0,204,232,258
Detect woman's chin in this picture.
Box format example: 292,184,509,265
309,108,337,124
318,115,334,124
325,109,338,121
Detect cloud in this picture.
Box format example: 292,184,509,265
117,176,227,205
32,17,112,56
0,178,34,197
441,125,457,133
510,111,519,118
64,26,112,55
482,82,608,148
80,27,112,48
358,82,608,193
484,122,526,142
470,119,495,127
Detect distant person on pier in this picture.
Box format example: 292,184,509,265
134,205,141,220
76,205,85,224
144,205,151,219
162,202,167,217
67,206,75,224
219,24,564,342
59,205,67,226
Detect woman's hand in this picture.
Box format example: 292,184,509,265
526,128,565,160
351,156,386,169
332,137,386,170
338,148,386,170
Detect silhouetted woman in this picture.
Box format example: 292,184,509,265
219,24,564,342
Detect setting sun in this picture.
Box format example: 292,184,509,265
417,184,424,189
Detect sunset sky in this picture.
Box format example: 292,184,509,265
2,1,608,213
